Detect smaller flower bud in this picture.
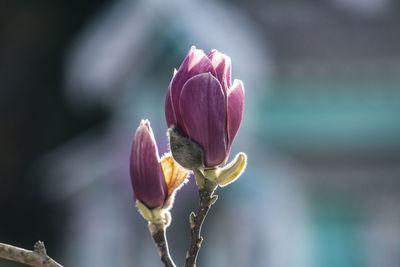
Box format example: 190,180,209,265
130,120,189,223
130,120,167,209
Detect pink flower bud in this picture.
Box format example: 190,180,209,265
165,46,244,168
130,120,167,208
130,120,189,209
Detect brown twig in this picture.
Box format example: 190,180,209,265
0,241,63,267
185,174,218,267
148,223,176,267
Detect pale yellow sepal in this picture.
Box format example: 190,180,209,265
136,200,154,221
203,168,218,182
200,152,247,187
217,152,247,187
136,200,171,226
194,169,206,188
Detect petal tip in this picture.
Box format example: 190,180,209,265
139,119,152,132
229,79,245,95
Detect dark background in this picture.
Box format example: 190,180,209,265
0,0,109,262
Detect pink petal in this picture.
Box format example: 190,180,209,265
170,46,217,130
130,120,167,208
208,49,231,91
179,73,228,167
227,80,244,149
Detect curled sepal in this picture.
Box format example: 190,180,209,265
216,152,247,187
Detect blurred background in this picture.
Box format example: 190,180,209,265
1,0,400,266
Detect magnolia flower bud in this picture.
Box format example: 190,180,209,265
165,46,244,169
130,120,166,209
130,120,189,221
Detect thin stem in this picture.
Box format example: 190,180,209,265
149,223,176,267
185,173,218,267
0,241,63,267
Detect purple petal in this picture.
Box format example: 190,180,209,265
208,49,231,91
179,73,228,167
130,120,167,208
169,46,217,130
227,80,244,149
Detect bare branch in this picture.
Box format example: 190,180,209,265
0,241,63,267
185,176,218,267
148,223,176,267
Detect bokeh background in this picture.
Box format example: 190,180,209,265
1,0,400,266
